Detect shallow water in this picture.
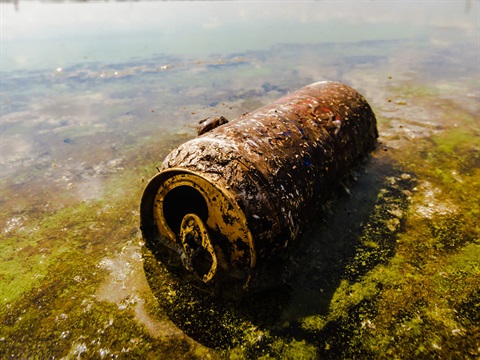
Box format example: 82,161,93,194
1,1,479,358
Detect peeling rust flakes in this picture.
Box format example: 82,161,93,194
140,81,378,291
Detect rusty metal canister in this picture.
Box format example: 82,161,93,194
140,81,378,290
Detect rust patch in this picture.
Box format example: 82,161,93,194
140,81,378,291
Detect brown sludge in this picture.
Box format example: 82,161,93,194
140,81,378,292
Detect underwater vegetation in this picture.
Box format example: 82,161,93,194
1,29,479,358
3,77,478,358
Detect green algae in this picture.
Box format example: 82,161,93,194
342,88,480,358
1,192,133,305
388,84,440,100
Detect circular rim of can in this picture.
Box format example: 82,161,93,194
141,167,257,283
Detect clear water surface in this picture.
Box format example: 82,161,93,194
1,1,479,358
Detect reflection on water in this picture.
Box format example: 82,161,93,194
1,1,479,358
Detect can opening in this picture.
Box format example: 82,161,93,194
146,170,256,285
163,185,208,236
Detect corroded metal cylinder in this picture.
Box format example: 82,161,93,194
140,81,378,289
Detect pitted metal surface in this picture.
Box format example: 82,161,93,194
140,81,378,289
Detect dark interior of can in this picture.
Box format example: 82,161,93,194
163,185,209,236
